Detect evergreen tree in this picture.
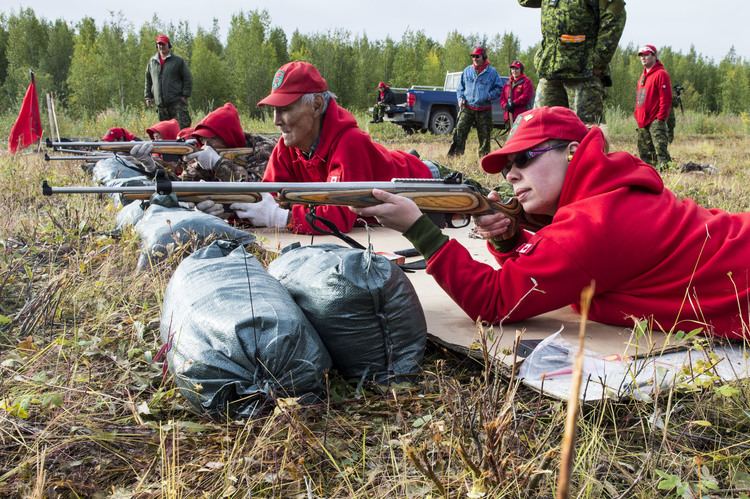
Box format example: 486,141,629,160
189,29,231,113
41,20,74,102
3,8,49,103
225,10,276,117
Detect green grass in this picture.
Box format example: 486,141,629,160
0,111,749,497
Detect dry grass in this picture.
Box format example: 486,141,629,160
1,118,750,498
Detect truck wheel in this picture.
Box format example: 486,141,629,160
429,110,455,135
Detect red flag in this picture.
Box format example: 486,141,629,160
8,75,43,154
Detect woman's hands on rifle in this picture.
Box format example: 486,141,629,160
472,191,514,240
351,189,423,233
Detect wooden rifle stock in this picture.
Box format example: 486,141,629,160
42,176,549,238
45,138,255,160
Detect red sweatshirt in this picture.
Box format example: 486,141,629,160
425,127,750,339
263,99,432,234
500,74,535,123
634,61,672,128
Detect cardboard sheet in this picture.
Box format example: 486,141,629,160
254,225,748,401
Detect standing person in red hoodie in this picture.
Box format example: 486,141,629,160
352,106,750,340
634,44,672,170
227,61,435,235
500,60,535,127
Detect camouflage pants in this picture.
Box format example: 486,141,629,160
448,108,493,157
158,99,191,129
372,103,387,122
637,120,671,169
534,77,605,124
666,108,676,144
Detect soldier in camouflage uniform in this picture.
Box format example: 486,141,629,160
519,0,626,124
184,102,277,182
633,44,672,170
448,47,503,157
666,84,683,143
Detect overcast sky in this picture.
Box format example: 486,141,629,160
7,1,749,61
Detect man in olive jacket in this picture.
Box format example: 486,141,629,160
519,0,626,124
145,34,192,129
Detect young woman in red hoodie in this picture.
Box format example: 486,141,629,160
354,106,750,340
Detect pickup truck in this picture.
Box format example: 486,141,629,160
382,72,509,135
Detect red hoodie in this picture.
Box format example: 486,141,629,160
425,127,750,339
500,74,535,123
263,99,432,234
634,61,672,128
146,119,180,140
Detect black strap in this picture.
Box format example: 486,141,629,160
304,208,366,250
303,208,424,273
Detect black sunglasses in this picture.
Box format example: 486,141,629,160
470,54,483,58
502,143,568,178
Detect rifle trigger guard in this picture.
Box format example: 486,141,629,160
155,172,173,195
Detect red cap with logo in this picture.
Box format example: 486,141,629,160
257,61,328,107
470,47,486,57
155,34,170,46
637,44,657,56
509,60,523,69
481,106,588,174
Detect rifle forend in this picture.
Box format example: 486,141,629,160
41,177,549,239
45,138,256,160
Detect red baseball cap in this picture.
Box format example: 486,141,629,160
470,47,486,57
638,44,657,56
378,81,387,88
481,106,588,174
257,61,328,107
155,34,170,45
509,60,523,69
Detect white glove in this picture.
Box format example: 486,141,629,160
129,142,157,172
185,145,221,171
230,193,289,228
195,199,225,217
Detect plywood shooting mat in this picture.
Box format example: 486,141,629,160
253,225,749,401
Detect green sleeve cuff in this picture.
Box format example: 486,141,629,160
488,232,520,253
402,215,449,259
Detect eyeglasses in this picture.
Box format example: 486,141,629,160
502,143,568,178
470,54,483,59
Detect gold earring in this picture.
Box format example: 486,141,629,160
567,153,574,162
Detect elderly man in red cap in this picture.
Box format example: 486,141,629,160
500,60,535,126
226,61,435,234
370,81,396,123
634,44,673,170
144,34,192,129
447,47,503,157
351,105,750,340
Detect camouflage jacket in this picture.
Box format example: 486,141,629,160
182,133,278,182
519,0,626,80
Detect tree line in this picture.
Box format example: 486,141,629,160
1,7,748,119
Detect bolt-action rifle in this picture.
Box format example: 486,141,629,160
45,138,255,160
42,175,549,239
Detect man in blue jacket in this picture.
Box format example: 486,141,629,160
448,47,503,157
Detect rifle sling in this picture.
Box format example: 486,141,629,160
303,208,423,273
